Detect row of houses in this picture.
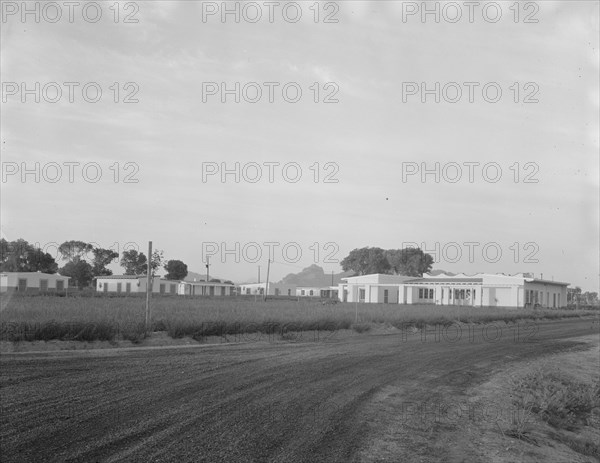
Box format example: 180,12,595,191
1,271,570,308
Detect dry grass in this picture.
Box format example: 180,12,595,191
0,293,596,343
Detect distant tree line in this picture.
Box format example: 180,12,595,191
0,239,188,288
567,286,599,307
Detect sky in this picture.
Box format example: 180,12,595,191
1,1,599,290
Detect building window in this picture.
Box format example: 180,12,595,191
170,284,176,294
419,288,423,299
359,288,365,301
384,289,389,303
429,288,434,299
246,288,250,295
287,289,291,296
301,290,305,296
309,290,314,296
221,286,226,296
40,279,48,291
126,282,131,293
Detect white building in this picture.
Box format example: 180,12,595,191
406,273,568,308
96,275,180,295
296,286,339,299
238,282,296,296
0,271,69,292
96,275,235,296
339,274,415,303
338,272,569,308
179,280,234,296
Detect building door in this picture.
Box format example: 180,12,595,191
221,287,226,296
359,288,365,302
126,282,131,293
384,289,388,304
117,283,122,293
103,283,108,293
57,280,64,291
210,286,215,296
17,278,27,292
160,284,165,294
40,279,48,291
343,289,348,302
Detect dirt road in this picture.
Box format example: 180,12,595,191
1,318,598,462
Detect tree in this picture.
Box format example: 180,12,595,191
59,260,93,288
58,240,93,262
164,259,188,280
0,238,58,273
120,249,164,276
340,247,391,276
91,248,119,277
120,249,147,275
385,248,434,277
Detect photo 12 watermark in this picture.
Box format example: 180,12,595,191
399,2,539,24
201,241,341,264
401,241,540,264
401,162,539,184
1,1,140,24
1,82,140,104
199,1,340,24
2,162,140,184
401,82,539,103
398,321,539,344
201,82,339,103
201,162,339,184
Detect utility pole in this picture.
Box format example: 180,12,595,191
258,266,261,284
145,241,152,332
264,259,271,301
205,256,210,283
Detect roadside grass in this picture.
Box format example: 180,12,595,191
0,293,597,343
508,367,600,456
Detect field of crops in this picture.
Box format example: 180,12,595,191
0,293,596,343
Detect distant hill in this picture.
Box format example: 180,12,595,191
277,264,353,287
428,269,457,276
185,271,231,283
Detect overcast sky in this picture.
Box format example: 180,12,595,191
1,1,598,290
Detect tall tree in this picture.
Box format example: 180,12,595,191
385,248,434,277
59,260,93,288
164,259,188,280
58,240,93,262
340,247,391,276
120,249,147,275
120,249,164,275
0,238,58,273
91,248,119,277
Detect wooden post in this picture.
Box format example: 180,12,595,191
264,259,271,301
145,241,152,332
